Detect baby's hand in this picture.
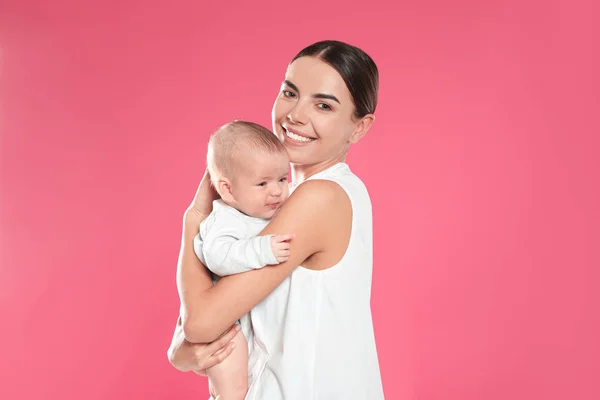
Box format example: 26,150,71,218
270,234,294,263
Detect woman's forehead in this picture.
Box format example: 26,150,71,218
284,57,349,98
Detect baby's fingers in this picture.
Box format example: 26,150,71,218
277,250,291,258
276,249,291,263
273,234,295,243
275,242,291,251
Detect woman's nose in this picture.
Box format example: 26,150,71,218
287,103,308,125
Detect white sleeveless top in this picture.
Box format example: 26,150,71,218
241,162,384,400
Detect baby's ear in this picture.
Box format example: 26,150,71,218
217,178,234,203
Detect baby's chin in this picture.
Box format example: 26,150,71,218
260,210,277,220
253,208,279,220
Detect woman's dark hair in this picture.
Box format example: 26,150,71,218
291,40,379,119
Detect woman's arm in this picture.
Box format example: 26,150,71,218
168,169,239,372
181,179,349,343
176,170,219,333
177,218,214,327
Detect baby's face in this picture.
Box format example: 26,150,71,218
230,150,290,219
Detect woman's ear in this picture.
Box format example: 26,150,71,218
217,178,234,203
350,114,375,144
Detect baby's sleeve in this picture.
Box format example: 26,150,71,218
193,232,207,266
201,212,278,276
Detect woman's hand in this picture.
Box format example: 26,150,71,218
167,316,240,374
183,169,220,230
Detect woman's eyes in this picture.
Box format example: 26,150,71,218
282,90,332,111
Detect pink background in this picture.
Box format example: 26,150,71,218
1,0,598,399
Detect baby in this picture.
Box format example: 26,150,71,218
193,120,292,399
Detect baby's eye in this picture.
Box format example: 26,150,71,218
257,182,267,187
279,177,288,183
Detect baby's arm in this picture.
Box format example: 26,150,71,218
202,213,292,276
206,329,248,400
204,234,276,276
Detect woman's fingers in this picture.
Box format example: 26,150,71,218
208,341,236,366
205,324,240,355
193,325,240,370
189,169,209,205
188,169,220,217
195,342,234,371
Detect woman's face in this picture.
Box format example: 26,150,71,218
271,56,371,166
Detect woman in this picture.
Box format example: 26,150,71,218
168,40,384,399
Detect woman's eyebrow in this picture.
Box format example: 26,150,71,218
284,80,341,105
314,93,340,104
283,80,300,92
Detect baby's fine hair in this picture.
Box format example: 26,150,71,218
207,120,286,181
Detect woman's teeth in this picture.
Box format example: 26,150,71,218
285,130,314,143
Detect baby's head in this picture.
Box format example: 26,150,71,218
207,120,290,219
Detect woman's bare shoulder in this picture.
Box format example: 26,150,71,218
289,179,348,203
264,179,351,235
261,179,351,268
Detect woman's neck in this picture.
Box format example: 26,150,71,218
290,155,346,186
